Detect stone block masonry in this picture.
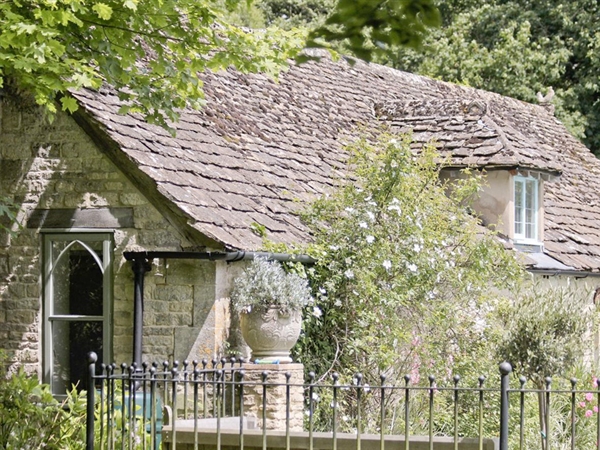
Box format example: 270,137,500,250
0,96,228,377
240,363,304,431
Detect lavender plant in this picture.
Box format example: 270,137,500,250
230,258,312,315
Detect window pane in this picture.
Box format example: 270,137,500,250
52,321,103,395
525,180,536,209
515,219,523,235
526,221,535,239
526,180,536,239
70,251,103,315
525,206,534,225
51,242,103,316
515,180,523,208
515,180,523,234
515,206,523,232
514,180,523,235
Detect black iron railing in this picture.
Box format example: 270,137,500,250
85,352,600,450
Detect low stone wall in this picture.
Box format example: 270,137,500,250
162,428,498,450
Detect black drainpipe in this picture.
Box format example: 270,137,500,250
130,256,152,369
123,250,315,367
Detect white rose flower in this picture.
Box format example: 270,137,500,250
312,306,323,318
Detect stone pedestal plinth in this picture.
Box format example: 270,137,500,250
241,363,304,431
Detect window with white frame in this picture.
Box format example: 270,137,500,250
43,233,113,397
514,175,539,242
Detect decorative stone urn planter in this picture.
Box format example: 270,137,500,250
231,258,311,363
240,307,302,363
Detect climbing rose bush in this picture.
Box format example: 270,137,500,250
292,132,523,383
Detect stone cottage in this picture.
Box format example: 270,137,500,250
2,53,600,396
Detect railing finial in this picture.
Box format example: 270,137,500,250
499,362,512,450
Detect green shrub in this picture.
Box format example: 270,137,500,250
0,354,151,450
0,354,86,449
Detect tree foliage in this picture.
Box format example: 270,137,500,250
0,196,20,236
292,132,522,383
303,0,441,63
274,131,599,441
0,0,443,236
258,0,336,29
0,0,306,131
495,281,596,450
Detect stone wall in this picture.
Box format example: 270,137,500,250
0,96,229,376
162,430,499,450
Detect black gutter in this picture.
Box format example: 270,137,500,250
123,250,316,368
123,250,316,264
441,165,562,178
528,268,600,278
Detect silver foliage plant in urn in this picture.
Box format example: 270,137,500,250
231,258,312,363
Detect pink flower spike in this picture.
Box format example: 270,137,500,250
580,401,587,408
586,410,594,418
586,393,594,402
594,406,598,413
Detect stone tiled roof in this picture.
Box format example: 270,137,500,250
72,54,600,271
